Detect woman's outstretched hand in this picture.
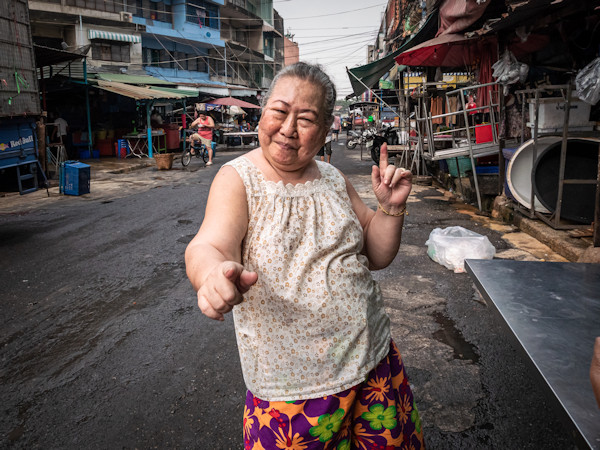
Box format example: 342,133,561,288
371,143,412,212
592,336,600,408
197,261,258,321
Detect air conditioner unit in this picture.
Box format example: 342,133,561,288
119,11,133,22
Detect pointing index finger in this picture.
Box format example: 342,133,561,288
379,142,389,172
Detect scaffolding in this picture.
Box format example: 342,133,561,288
412,81,520,209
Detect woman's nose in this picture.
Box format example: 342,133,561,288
279,114,297,137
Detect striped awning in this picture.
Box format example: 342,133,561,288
88,29,141,43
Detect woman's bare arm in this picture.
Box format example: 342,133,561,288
185,166,257,320
342,144,411,270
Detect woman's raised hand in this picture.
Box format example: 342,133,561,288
371,143,412,212
197,261,258,321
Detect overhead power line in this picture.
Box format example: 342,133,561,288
299,37,374,58
282,3,387,20
57,0,385,23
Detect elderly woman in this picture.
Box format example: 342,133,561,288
185,62,424,449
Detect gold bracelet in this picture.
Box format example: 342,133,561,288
378,203,407,217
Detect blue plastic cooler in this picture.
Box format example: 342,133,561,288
59,161,90,196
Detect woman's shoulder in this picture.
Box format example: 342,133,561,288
224,152,263,186
225,150,260,170
316,161,347,187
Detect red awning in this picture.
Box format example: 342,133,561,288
436,0,491,37
208,96,260,108
394,33,486,68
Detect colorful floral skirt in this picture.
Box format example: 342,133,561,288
243,340,424,449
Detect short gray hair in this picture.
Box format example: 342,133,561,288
261,62,337,127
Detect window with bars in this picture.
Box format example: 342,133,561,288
91,41,131,63
143,48,208,73
133,0,172,21
186,1,219,29
65,0,127,13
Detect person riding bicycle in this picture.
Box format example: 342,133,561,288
190,112,215,166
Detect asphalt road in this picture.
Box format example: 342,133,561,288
0,141,575,449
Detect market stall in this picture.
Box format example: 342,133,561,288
90,79,198,158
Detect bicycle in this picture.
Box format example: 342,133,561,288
181,140,209,167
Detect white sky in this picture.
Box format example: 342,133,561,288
273,0,387,99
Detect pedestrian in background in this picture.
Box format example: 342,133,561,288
317,129,333,163
150,109,163,129
331,113,341,142
49,111,72,159
185,62,423,449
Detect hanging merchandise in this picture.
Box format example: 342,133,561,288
575,58,600,105
492,49,528,95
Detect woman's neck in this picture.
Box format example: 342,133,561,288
249,149,320,185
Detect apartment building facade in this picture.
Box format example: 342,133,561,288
217,0,284,91
28,0,285,95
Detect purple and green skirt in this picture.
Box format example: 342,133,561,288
243,340,424,449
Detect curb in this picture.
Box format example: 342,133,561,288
514,214,589,262
493,196,590,262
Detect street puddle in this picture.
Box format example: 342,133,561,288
177,234,195,244
432,311,479,364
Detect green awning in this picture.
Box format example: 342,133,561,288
88,29,141,43
149,86,199,97
346,10,439,99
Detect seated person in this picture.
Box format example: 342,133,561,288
190,112,215,166
150,110,163,129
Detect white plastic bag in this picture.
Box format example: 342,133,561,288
576,58,600,105
492,49,529,95
425,226,496,273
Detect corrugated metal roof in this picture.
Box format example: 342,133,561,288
468,0,590,36
89,73,175,85
34,44,88,67
94,80,196,100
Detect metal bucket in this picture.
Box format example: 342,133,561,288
506,137,558,213
507,136,599,223
533,138,599,224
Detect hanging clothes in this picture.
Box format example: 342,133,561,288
447,96,458,125
476,43,497,112
431,97,444,124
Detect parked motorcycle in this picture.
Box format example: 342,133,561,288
369,127,411,164
346,128,376,149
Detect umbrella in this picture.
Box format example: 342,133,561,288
394,33,482,68
209,96,261,109
228,105,246,115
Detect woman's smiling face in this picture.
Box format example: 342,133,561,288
258,76,329,173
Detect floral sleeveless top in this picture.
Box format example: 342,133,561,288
225,156,391,401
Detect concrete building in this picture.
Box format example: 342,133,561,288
218,0,284,92
284,35,299,66
28,0,285,96
29,1,139,76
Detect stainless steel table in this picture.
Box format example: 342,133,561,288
223,131,258,148
122,131,166,158
465,259,600,450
